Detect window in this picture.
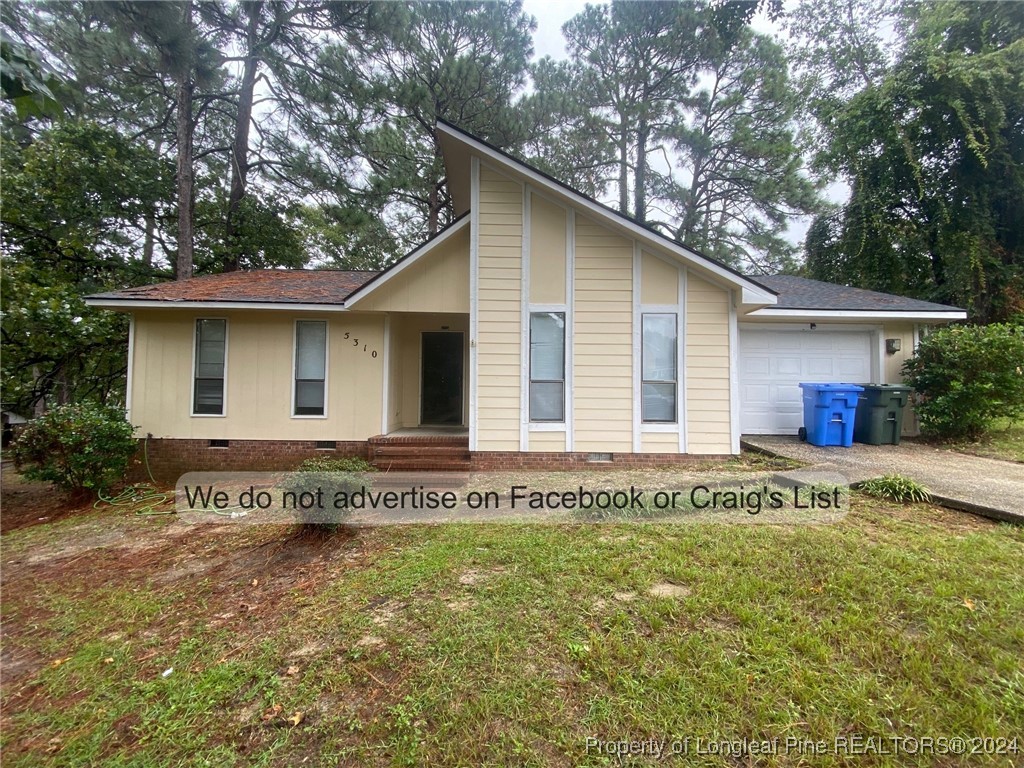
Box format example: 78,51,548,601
529,312,565,422
193,319,226,415
642,313,677,423
294,320,327,416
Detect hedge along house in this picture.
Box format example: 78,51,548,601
86,121,966,478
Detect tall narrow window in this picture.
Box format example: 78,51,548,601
294,320,327,416
193,319,226,415
642,313,677,423
530,312,565,422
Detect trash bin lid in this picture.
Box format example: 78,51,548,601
798,382,865,392
855,383,911,391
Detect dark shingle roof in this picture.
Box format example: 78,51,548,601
755,275,964,313
89,269,380,304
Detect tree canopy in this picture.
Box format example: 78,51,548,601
2,0,1022,414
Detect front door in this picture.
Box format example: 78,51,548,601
420,332,464,425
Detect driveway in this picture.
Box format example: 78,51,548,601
742,435,1024,525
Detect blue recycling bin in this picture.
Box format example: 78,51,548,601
798,383,865,447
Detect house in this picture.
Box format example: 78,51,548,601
85,121,966,477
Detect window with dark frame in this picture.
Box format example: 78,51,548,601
193,319,226,415
641,313,677,423
294,320,327,416
529,311,565,422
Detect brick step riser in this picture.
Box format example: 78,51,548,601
370,446,470,458
372,462,473,473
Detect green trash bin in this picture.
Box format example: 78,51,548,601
853,384,911,445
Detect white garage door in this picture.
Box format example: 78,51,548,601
739,329,874,435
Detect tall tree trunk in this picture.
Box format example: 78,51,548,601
143,136,163,268
224,1,264,272
618,114,630,215
175,1,195,281
31,365,46,417
634,119,648,223
678,150,707,244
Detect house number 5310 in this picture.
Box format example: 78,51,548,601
343,332,378,358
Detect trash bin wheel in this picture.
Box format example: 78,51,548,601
798,427,807,442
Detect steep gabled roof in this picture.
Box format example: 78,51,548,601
435,118,778,308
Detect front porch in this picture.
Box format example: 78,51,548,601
381,312,470,435
367,429,470,472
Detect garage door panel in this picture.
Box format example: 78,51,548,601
739,329,874,434
776,357,801,376
742,356,770,376
806,359,835,376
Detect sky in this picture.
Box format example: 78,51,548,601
517,0,844,250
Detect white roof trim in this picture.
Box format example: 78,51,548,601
85,298,350,312
436,122,777,307
744,308,967,321
343,215,470,308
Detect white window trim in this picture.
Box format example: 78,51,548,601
469,156,480,451
126,315,135,423
729,294,740,454
679,267,688,453
639,308,681,428
527,306,568,425
291,318,329,420
381,314,391,434
519,184,531,450
191,317,228,418
565,208,575,451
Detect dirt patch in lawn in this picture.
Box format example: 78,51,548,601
0,465,96,533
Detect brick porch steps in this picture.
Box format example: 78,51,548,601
367,434,471,473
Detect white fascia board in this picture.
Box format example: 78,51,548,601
343,215,470,308
85,298,349,312
435,123,777,306
744,308,967,321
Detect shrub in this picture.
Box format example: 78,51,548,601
859,475,932,504
282,456,375,532
10,403,137,498
902,322,1024,439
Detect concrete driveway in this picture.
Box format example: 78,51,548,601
742,435,1024,525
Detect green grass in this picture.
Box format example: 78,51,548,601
947,416,1024,463
2,498,1023,767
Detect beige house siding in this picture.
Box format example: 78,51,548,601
476,164,523,450
883,321,920,435
529,431,566,452
883,322,916,384
641,251,678,305
686,275,732,453
641,432,678,453
529,193,567,304
574,215,633,452
353,226,469,313
131,310,384,440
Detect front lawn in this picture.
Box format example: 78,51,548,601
947,417,1024,464
1,473,1022,766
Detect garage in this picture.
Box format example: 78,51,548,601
738,327,876,435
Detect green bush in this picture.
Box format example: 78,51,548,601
10,403,137,498
902,322,1024,439
282,456,375,532
859,475,932,504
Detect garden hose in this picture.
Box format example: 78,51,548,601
94,436,246,518
94,435,174,515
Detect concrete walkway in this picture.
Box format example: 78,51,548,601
742,435,1024,525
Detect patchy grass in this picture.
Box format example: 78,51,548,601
1,472,1023,767
946,417,1024,463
